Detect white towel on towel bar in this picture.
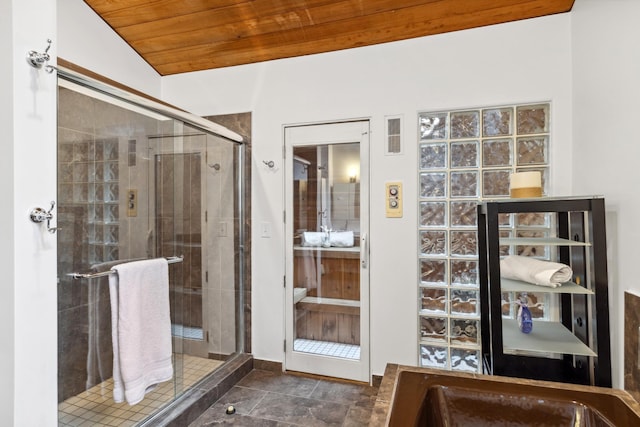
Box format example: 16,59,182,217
109,258,173,405
500,255,573,288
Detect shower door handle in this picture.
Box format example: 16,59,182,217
30,201,58,234
360,233,368,269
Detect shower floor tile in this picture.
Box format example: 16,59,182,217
58,354,223,427
294,338,361,359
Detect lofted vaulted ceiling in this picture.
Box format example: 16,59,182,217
84,0,575,76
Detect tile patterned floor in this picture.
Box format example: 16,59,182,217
293,339,361,360
189,369,379,426
58,354,223,427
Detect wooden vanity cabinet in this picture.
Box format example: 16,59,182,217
293,247,361,345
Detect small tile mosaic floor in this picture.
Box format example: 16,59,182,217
190,369,379,426
294,339,361,360
58,354,223,427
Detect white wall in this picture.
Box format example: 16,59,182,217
572,0,640,389
0,1,15,419
57,0,161,98
162,14,574,377
0,1,58,425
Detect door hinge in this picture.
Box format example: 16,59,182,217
206,271,209,283
283,275,286,288
284,340,286,352
282,145,286,160
283,210,286,223
205,210,208,222
206,330,209,343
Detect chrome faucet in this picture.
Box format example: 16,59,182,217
321,226,332,247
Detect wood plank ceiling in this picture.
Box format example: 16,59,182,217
84,0,575,76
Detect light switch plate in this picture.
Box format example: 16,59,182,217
385,182,402,218
260,221,271,238
219,221,228,237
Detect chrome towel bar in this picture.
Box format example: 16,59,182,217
67,256,184,280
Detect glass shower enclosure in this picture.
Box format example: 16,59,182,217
56,73,244,426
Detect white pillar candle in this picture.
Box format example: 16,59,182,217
510,171,542,198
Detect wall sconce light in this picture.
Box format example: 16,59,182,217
348,167,358,183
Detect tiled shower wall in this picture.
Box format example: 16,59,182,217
204,112,252,355
156,152,204,330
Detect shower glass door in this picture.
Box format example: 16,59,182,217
149,132,239,364
56,77,242,426
284,121,370,382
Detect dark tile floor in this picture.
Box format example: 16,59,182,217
189,369,379,426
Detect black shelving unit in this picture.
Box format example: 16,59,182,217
478,197,611,387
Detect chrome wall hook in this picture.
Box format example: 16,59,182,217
26,39,55,72
30,201,59,234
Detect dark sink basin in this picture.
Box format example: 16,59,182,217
388,368,640,427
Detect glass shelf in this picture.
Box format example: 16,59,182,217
294,245,360,253
298,296,360,308
500,278,593,295
418,311,480,320
502,319,596,357
499,237,591,247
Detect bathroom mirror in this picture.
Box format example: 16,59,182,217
293,143,360,235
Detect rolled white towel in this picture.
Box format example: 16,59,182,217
329,231,354,247
301,232,324,247
500,255,573,288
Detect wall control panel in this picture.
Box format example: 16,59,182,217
385,182,403,218
127,189,138,217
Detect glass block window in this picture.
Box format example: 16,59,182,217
418,103,550,372
58,136,120,265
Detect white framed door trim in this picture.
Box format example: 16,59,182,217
283,120,371,383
